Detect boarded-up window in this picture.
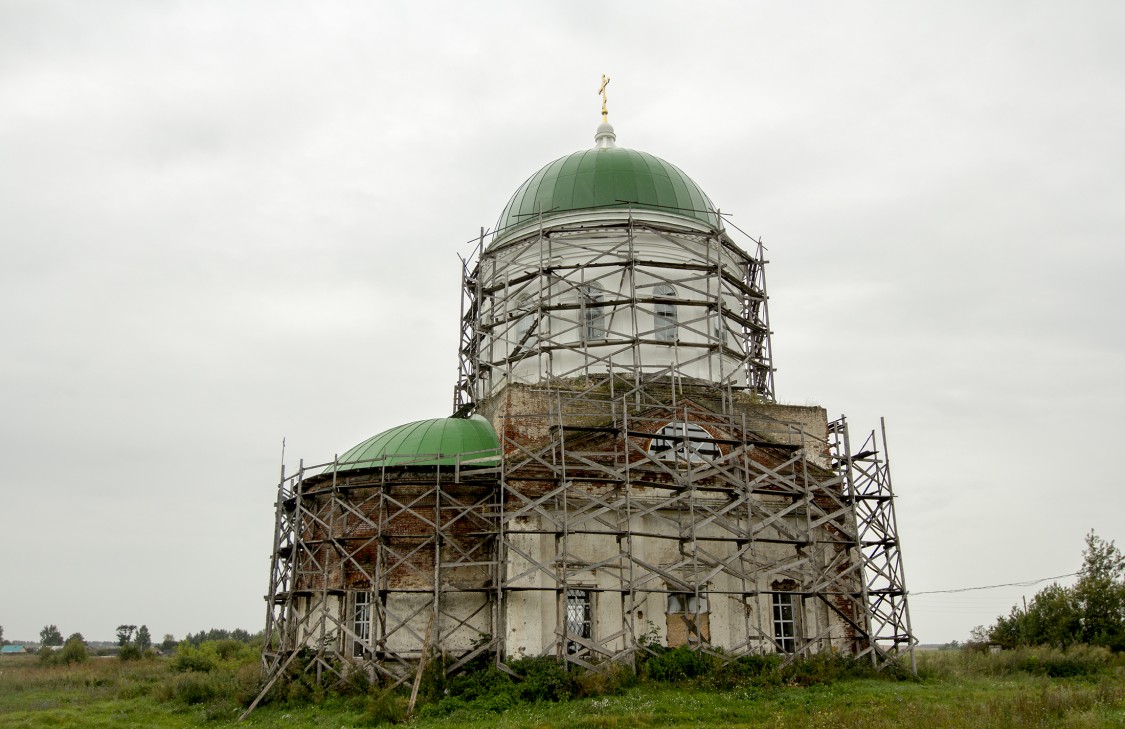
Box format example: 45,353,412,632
666,592,710,647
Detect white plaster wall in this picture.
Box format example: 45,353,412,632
475,214,761,400
499,503,857,658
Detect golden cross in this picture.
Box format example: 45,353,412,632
598,74,611,122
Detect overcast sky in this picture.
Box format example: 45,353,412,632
1,1,1122,645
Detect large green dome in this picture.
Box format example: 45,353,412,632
495,128,718,236
329,416,500,472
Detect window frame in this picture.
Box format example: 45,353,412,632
654,283,677,342
565,588,593,654
648,421,722,466
771,590,798,654
352,591,372,658
580,284,606,341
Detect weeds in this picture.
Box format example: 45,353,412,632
1,645,1123,728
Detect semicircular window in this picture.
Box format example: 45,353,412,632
648,422,721,464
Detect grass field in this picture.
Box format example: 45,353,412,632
1,648,1123,728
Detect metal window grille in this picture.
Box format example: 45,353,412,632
566,589,592,653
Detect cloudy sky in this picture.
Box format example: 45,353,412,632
1,1,1122,645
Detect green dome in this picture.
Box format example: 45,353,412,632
495,145,718,236
330,416,500,472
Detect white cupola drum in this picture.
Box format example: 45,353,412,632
455,121,774,410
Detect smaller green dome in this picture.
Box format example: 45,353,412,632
331,416,500,471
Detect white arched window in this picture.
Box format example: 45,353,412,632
648,422,721,465
654,284,677,342
581,284,606,341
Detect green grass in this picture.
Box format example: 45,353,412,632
1,650,1123,728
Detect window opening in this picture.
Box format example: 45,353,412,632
566,589,593,653
666,591,710,647
581,285,606,340
649,422,721,465
514,293,535,345
352,591,372,658
654,284,677,342
771,591,798,654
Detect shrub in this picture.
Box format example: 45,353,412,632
58,637,88,665
171,644,217,673
212,639,247,662
573,662,636,697
171,673,219,704
642,646,719,683
444,664,514,702
510,656,576,702
118,643,143,661
361,689,406,726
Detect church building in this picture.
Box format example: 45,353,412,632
258,84,914,688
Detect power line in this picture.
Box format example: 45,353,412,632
911,572,1079,596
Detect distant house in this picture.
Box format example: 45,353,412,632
1,645,26,654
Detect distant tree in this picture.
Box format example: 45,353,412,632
58,634,88,664
135,625,152,650
0,624,5,645
160,633,177,651
39,625,63,646
116,624,137,646
986,531,1125,651
1074,531,1125,649
66,632,85,644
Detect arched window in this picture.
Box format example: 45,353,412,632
648,422,721,465
580,284,606,341
654,284,677,342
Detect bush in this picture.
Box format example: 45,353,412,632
118,643,143,661
510,656,576,702
573,662,636,697
643,646,719,683
444,664,514,702
713,653,783,687
1003,645,1115,678
171,643,217,673
58,637,88,665
166,673,219,704
361,689,406,726
212,639,248,662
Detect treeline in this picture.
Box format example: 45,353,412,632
979,531,1125,652
182,628,257,647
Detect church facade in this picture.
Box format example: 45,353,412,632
258,113,914,688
